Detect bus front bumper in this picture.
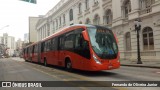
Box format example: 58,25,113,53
90,62,120,71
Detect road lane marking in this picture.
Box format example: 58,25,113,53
8,69,29,74
11,58,25,62
32,67,61,80
156,72,160,74
31,65,128,90
31,67,89,90
17,60,128,90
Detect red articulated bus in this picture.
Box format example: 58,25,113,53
23,24,120,71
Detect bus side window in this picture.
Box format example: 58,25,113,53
32,45,35,53
51,37,58,51
48,40,52,51
64,34,75,51
46,40,51,51
58,35,65,50
23,49,25,55
41,42,45,52
27,48,29,54
34,45,37,53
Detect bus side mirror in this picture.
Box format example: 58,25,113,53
82,31,89,41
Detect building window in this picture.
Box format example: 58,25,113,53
140,0,155,14
79,3,82,14
59,17,61,27
79,21,82,24
143,27,154,50
123,0,131,18
125,32,131,51
70,23,74,26
63,14,65,25
69,9,73,21
47,23,50,36
94,0,99,5
104,9,112,25
93,14,100,25
53,21,55,32
56,19,58,29
85,0,89,9
85,18,91,24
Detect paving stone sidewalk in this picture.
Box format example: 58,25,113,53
120,59,160,69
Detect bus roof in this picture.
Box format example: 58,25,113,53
41,24,87,42
41,24,111,42
24,24,111,48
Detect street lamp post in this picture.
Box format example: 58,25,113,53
134,18,142,64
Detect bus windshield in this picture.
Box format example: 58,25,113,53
87,26,118,59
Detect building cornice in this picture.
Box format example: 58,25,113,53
50,0,75,19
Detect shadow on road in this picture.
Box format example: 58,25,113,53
25,61,119,77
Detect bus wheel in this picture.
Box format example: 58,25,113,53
66,60,72,71
44,59,47,67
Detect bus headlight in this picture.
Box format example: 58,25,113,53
93,55,101,64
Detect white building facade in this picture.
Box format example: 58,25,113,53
29,17,41,43
16,39,24,50
24,33,29,43
0,33,16,56
36,0,160,61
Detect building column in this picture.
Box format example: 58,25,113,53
37,30,39,41
43,26,45,38
42,27,44,39
129,0,140,20
44,24,46,37
152,0,160,13
40,28,42,40
49,22,52,35
112,0,123,27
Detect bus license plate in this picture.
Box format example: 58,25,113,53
108,61,113,68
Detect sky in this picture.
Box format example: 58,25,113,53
0,0,60,41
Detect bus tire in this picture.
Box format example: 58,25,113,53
44,58,47,67
65,59,72,71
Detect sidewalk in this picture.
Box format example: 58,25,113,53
120,59,160,69
11,57,25,62
9,57,160,69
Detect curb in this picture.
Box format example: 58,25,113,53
121,64,160,69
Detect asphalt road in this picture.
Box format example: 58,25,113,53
0,57,160,90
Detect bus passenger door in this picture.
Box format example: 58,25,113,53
50,37,58,65
74,33,84,69
74,29,90,70
58,36,65,66
74,31,91,70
